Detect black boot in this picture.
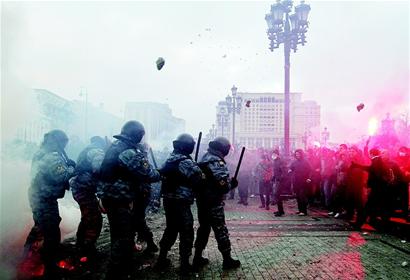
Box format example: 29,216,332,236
180,257,193,276
154,249,171,270
192,250,209,271
222,252,241,269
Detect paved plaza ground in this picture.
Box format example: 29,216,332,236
80,197,410,280
11,197,410,280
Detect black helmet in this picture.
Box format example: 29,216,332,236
90,136,106,149
43,129,69,149
115,121,145,144
173,133,195,155
209,137,231,157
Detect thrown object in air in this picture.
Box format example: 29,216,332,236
356,103,365,112
245,100,251,107
156,57,165,70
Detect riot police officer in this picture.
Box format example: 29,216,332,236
193,137,241,270
155,134,205,274
98,121,161,279
24,129,76,278
133,143,158,254
70,136,106,261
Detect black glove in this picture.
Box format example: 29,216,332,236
67,159,76,168
230,177,238,189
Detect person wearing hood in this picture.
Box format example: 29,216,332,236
289,149,312,216
155,134,205,274
70,136,107,263
24,129,76,278
193,137,241,271
98,121,161,279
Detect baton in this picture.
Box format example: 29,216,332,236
234,147,246,179
194,131,202,161
149,147,158,169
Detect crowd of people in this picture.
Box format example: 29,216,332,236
22,121,241,280
228,141,410,229
20,119,410,279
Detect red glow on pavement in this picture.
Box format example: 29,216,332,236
58,260,75,271
347,232,366,247
80,256,88,263
298,251,365,279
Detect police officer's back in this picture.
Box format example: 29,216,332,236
156,133,205,274
70,136,106,260
193,137,241,270
98,121,160,279
25,129,75,278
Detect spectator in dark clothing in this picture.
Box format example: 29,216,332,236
395,146,410,221
352,148,393,229
289,149,312,216
272,150,287,216
332,152,350,218
320,149,336,211
345,146,367,221
255,154,274,210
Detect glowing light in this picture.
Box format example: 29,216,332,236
368,118,378,136
58,260,75,271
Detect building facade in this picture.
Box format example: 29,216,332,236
124,102,185,148
15,89,123,146
15,89,74,144
215,92,320,150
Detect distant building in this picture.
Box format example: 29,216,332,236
215,92,320,150
15,88,74,144
15,89,123,146
124,102,185,148
69,100,123,141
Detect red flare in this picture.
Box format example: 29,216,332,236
80,256,88,263
58,260,75,271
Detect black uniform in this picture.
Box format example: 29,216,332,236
133,182,156,249
272,154,287,216
157,148,204,271
70,136,105,259
193,137,240,270
289,150,312,215
127,139,157,253
98,121,160,279
24,130,75,277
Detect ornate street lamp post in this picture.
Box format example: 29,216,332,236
209,124,217,140
225,85,242,147
217,105,229,137
265,0,311,155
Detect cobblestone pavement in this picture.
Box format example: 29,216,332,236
74,197,409,280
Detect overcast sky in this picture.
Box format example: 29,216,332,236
2,0,409,142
